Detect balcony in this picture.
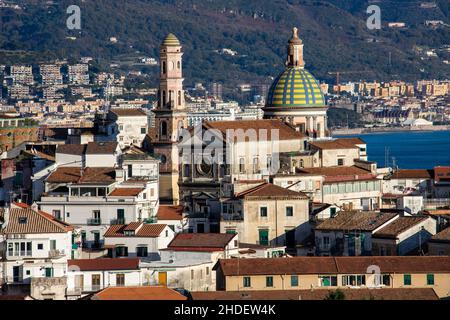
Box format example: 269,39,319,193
48,249,65,258
110,218,125,225
87,218,102,226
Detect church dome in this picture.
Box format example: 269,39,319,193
266,67,325,108
162,33,181,47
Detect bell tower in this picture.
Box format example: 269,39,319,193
153,33,188,205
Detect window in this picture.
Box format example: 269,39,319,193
50,240,56,250
342,275,366,286
319,275,337,287
115,246,128,257
286,206,293,217
260,206,268,217
404,274,412,286
160,121,168,137
52,210,61,220
45,267,53,278
37,243,43,250
291,275,299,287
253,157,259,173
337,159,344,166
427,274,434,285
239,158,245,173
266,276,273,287
136,246,148,257
243,277,251,288
116,274,125,286
191,270,194,280
92,274,101,290
382,274,391,286
165,230,169,237
206,267,210,276
66,212,70,218
141,127,146,134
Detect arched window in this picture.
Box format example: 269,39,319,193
300,159,304,168
177,61,181,69
162,61,166,74
178,91,182,106
160,121,168,138
162,90,166,107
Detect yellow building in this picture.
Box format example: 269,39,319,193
214,256,450,298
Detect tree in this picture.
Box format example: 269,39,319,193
324,289,346,300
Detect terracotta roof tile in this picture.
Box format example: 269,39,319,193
236,182,308,199
104,223,167,237
168,233,236,250
430,227,450,243
216,256,450,276
93,286,187,300
47,167,116,184
109,188,144,197
86,141,118,154
203,119,306,141
191,288,439,300
4,207,72,234
310,138,364,150
68,258,140,271
390,169,434,179
56,144,86,155
315,211,398,231
110,108,147,117
157,205,183,221
373,216,430,239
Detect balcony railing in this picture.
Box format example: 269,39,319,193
87,218,102,225
110,218,125,225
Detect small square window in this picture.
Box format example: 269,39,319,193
26,270,31,276
337,159,344,166
426,274,434,285
37,243,43,250
404,274,412,286
243,276,251,288
260,207,268,217
266,276,273,287
286,206,293,217
291,275,299,287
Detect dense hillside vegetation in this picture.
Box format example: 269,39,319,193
1,0,449,87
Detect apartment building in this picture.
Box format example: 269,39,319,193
107,108,149,148
68,64,90,85
214,256,450,298
220,182,310,248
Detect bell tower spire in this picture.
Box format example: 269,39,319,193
286,27,305,68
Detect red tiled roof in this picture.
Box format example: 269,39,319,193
86,141,118,154
235,182,308,199
315,211,398,232
110,108,147,117
56,144,86,155
109,188,144,197
391,169,434,179
215,256,450,276
157,205,183,221
68,258,140,271
4,207,73,234
203,119,306,141
310,138,364,150
104,223,167,237
168,233,236,251
430,227,450,243
191,288,439,300
93,286,187,300
373,216,430,239
434,166,450,183
46,167,116,184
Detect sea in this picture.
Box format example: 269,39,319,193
337,130,450,169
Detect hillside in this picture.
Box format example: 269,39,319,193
1,0,450,88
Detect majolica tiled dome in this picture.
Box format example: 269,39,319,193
266,67,325,108
162,33,181,46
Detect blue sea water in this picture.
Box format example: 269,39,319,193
338,130,450,169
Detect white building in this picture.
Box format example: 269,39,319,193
104,222,174,260
107,108,149,148
1,205,78,286
66,258,142,298
141,233,239,292
38,166,159,248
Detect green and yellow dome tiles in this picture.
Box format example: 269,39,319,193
267,67,326,108
162,33,181,46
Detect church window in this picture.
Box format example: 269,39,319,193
160,121,168,138
178,91,182,106
177,61,181,69
162,61,166,74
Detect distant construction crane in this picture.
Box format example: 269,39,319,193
327,70,373,85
